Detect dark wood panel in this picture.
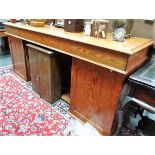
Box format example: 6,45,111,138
8,36,28,81
28,48,40,94
28,44,61,103
0,37,9,51
134,86,155,107
70,58,125,135
51,54,61,102
38,52,61,102
57,53,72,92
38,52,52,101
23,44,31,81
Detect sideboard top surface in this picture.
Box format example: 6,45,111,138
4,22,154,55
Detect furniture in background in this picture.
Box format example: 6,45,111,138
27,44,61,103
115,58,155,135
0,29,6,38
4,22,153,135
0,29,9,51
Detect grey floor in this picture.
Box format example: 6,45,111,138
0,47,12,67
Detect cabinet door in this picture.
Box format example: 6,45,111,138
70,58,125,135
28,48,40,95
8,36,28,81
38,52,61,103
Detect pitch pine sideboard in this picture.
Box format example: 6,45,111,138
4,22,153,135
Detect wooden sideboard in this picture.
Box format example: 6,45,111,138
0,29,7,38
4,22,153,135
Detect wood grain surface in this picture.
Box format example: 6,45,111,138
5,22,153,136
70,58,125,135
8,36,29,81
4,24,153,74
134,86,155,107
0,29,7,37
4,22,153,54
28,44,61,103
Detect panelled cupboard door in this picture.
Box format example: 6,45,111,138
27,44,61,103
8,36,28,81
38,52,61,103
28,48,40,95
38,52,53,102
70,58,125,135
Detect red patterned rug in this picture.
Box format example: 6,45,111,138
0,66,139,136
0,73,69,136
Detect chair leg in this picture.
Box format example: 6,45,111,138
113,96,132,135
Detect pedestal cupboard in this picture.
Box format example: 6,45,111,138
27,44,61,103
70,58,125,135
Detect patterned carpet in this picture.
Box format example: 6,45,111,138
0,65,13,76
0,65,139,136
0,65,72,136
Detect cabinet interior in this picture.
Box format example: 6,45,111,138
57,52,72,104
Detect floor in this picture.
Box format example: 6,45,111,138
0,47,12,67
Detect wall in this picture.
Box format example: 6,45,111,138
107,19,155,44
132,20,155,43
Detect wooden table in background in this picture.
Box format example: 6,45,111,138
0,29,9,51
0,29,7,38
4,22,154,135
